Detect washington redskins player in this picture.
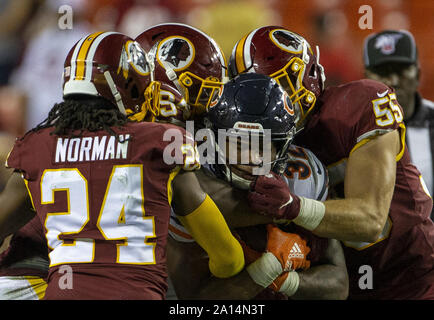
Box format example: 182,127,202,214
231,26,434,299
0,31,247,299
135,23,228,127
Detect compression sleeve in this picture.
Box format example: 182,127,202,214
177,194,245,278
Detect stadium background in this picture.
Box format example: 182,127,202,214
0,0,433,137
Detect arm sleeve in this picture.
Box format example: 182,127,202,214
177,194,245,278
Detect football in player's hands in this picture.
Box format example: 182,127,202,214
248,172,301,220
266,224,311,272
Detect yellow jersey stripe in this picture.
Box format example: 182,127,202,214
24,276,47,300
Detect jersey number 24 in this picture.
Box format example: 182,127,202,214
39,166,155,267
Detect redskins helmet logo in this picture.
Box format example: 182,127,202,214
269,29,304,54
118,41,150,79
157,36,195,71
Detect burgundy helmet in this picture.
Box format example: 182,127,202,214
229,26,325,128
62,31,159,122
135,23,228,120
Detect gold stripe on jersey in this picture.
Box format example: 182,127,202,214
343,217,392,250
25,276,47,300
23,178,36,211
350,127,405,163
75,31,104,80
167,166,181,206
396,123,406,162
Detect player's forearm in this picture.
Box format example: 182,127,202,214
291,263,349,300
196,169,272,228
310,198,387,242
208,186,273,228
193,270,264,300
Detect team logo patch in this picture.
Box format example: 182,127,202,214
374,34,403,55
209,85,224,109
157,36,195,71
269,29,303,53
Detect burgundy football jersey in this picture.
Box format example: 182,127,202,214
6,121,199,299
295,79,434,299
156,83,189,125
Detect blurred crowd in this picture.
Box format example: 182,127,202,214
0,0,433,137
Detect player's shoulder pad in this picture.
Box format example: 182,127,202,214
324,79,392,104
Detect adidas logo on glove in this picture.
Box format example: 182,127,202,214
289,242,304,259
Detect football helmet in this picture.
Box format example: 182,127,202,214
229,26,325,129
62,31,159,122
135,23,228,120
206,73,296,189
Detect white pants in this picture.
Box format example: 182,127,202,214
0,276,47,300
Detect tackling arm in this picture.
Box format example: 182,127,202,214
291,239,348,300
249,130,399,243
167,236,264,300
0,172,35,240
171,170,245,278
195,169,272,228
314,130,399,242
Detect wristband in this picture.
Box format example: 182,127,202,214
292,197,325,231
279,271,300,297
246,252,282,288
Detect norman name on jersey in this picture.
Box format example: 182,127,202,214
54,134,130,163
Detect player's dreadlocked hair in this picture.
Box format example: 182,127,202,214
25,95,129,140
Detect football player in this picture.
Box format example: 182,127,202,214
167,73,348,299
231,26,434,299
0,31,248,299
135,23,228,127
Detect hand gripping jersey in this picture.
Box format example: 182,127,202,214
6,121,199,300
168,144,329,299
295,79,434,299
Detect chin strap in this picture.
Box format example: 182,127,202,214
104,71,127,115
160,59,188,101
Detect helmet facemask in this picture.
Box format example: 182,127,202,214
269,57,317,131
211,127,295,190
178,72,225,112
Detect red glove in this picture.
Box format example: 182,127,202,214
248,172,301,220
266,224,311,272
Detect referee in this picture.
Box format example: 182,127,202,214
363,29,434,220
